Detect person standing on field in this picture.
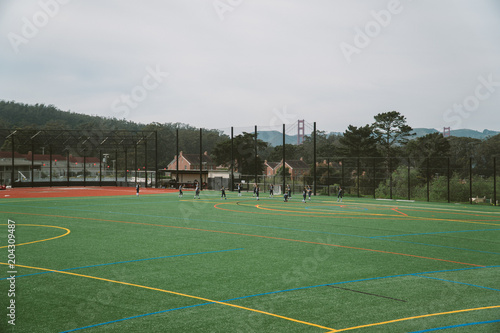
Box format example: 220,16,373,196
194,184,200,199
337,186,343,202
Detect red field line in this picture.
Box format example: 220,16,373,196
0,187,176,199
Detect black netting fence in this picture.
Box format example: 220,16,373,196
1,125,498,205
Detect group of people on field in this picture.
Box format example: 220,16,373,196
137,181,344,202
174,181,344,202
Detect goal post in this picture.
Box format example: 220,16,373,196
273,185,282,195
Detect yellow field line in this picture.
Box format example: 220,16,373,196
255,204,402,217
0,224,70,248
328,305,500,332
0,262,336,331
214,202,406,219
331,200,500,216
214,202,500,226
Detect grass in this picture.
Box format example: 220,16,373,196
0,191,499,332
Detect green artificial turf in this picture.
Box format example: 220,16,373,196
0,192,499,332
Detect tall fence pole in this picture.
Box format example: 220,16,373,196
469,157,473,204
11,134,15,187
99,150,102,187
407,157,411,200
447,157,450,203
282,124,286,193
67,150,70,185
426,158,430,202
494,157,497,206
144,140,148,188
154,130,158,188
357,157,360,197
134,144,138,184
31,139,34,187
199,128,203,191
49,145,53,187
176,127,179,188
125,147,128,186
372,158,376,199
341,159,344,191
254,125,258,184
83,149,87,186
231,126,234,191
389,157,393,200
115,149,118,184
313,122,317,196
327,158,330,196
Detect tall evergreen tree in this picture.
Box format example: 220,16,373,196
212,132,268,175
372,111,414,174
372,111,414,158
339,124,379,157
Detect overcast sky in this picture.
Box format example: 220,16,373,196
1,0,499,134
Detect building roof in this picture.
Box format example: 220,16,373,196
167,151,215,169
265,161,280,169
0,160,42,167
25,152,66,161
0,151,25,159
25,152,100,164
182,153,214,166
68,155,100,164
285,160,310,170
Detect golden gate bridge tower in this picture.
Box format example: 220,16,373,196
297,119,305,145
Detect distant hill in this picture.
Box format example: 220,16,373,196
0,100,141,130
411,128,439,137
412,128,500,140
257,131,297,146
256,128,500,147
258,128,500,147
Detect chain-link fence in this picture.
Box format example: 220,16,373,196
2,125,498,205
0,129,158,188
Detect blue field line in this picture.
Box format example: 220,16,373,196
0,248,243,281
413,274,500,292
3,202,499,257
57,266,499,332
60,302,215,332
412,265,500,275
410,319,500,332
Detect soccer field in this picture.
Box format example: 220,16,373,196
1,188,499,332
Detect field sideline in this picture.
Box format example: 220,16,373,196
0,187,499,332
